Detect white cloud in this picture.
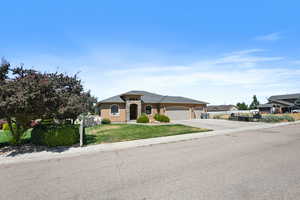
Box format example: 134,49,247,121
101,49,299,104
255,32,282,41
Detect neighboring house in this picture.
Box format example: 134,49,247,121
207,105,238,112
97,90,208,122
258,93,300,113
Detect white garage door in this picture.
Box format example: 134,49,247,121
165,106,190,120
194,107,204,119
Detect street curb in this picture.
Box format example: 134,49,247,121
1,121,299,165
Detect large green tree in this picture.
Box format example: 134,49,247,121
56,90,97,123
249,95,260,110
0,59,93,144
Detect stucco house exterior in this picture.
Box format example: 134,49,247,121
97,90,208,122
258,93,300,113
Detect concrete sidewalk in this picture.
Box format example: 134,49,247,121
0,121,299,165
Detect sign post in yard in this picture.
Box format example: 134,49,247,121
80,115,85,147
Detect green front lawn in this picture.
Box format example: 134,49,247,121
0,124,211,147
85,124,211,145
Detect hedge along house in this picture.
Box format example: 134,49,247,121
258,93,300,114
97,91,209,122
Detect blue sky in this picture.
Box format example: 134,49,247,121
1,0,300,104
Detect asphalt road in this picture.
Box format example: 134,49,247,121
0,124,300,200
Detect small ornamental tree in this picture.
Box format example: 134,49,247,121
0,59,94,144
249,95,260,110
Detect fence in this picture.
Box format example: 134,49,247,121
207,109,259,116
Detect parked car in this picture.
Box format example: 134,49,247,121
292,109,300,113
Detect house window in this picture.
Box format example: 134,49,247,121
111,105,119,115
145,105,152,115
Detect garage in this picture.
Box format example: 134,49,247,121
194,107,205,119
165,106,190,120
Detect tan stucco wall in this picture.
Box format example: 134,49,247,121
141,104,160,121
100,103,126,122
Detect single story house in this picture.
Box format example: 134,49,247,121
97,90,208,122
258,93,300,113
207,105,238,112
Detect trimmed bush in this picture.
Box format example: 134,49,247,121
31,124,79,147
2,123,16,131
101,118,111,124
2,123,10,131
137,114,149,123
154,114,170,123
0,120,6,129
41,119,54,125
260,115,295,123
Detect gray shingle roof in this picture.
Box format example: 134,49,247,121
269,93,300,100
271,99,295,106
160,96,208,104
99,94,124,103
207,105,237,112
258,103,274,108
99,90,208,105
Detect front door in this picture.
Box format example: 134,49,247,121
130,104,138,120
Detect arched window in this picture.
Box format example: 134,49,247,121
145,105,152,115
111,105,119,115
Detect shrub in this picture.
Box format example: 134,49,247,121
2,123,16,131
154,114,170,123
260,115,295,123
213,114,230,120
0,120,6,129
101,118,111,124
40,119,54,125
2,123,10,131
137,114,149,123
31,124,79,147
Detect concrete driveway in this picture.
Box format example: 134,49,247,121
173,119,266,130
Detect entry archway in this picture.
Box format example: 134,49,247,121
130,104,138,120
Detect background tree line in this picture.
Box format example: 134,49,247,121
236,95,260,110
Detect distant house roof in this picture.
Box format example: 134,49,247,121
99,90,208,105
269,93,300,101
207,105,237,112
258,103,274,108
271,99,295,106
